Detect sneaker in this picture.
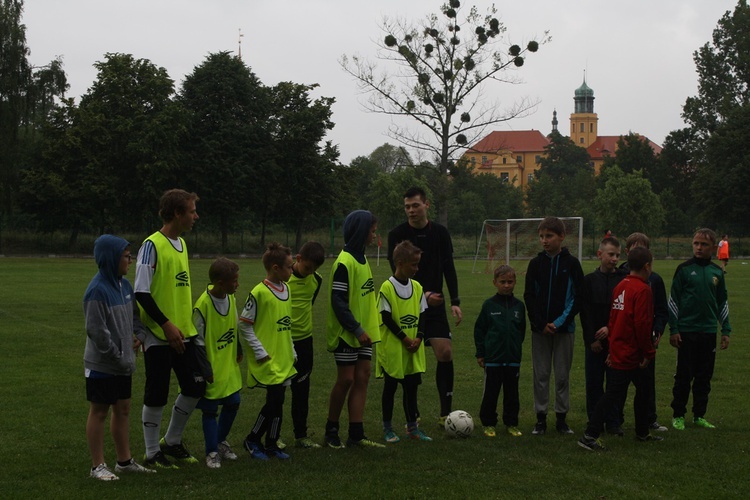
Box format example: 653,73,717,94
407,428,433,441
506,426,522,437
636,433,664,442
346,436,386,448
384,429,401,443
577,434,607,452
115,459,156,474
205,451,221,469
90,463,119,481
672,417,685,431
532,421,547,436
159,438,198,464
218,440,238,460
276,437,287,450
143,451,178,470
324,433,345,449
606,425,624,437
265,446,291,459
556,421,574,435
649,421,668,432
694,417,716,429
437,416,447,429
243,439,269,461
483,426,497,437
295,437,322,449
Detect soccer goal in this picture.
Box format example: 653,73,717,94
472,217,584,273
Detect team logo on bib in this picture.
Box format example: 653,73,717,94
277,315,292,332
400,314,419,329
217,329,235,350
175,271,190,287
361,278,375,296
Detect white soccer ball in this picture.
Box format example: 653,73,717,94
444,410,474,438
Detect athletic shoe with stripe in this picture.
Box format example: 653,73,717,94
143,451,178,470
205,452,221,469
506,426,522,437
346,436,386,448
577,434,607,452
243,439,269,461
407,428,433,441
384,430,401,443
218,440,238,460
90,463,118,481
694,417,716,429
159,438,198,464
295,437,322,449
115,459,156,474
265,446,291,460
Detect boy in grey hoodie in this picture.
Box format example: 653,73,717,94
84,235,154,480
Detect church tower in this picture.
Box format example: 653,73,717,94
570,78,598,148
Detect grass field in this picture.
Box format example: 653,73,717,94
1,253,749,499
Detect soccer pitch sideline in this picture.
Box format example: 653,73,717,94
0,256,748,498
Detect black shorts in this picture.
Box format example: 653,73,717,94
86,374,132,405
422,305,452,346
143,340,206,407
333,338,372,366
293,336,314,381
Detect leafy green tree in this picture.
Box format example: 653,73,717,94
526,131,595,218
369,143,413,174
599,133,659,179
269,82,340,250
682,0,750,148
180,52,270,252
0,0,68,217
341,0,547,224
593,167,665,237
693,103,750,228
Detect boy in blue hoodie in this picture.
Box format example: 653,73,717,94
84,235,154,480
324,210,385,449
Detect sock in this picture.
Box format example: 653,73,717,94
142,405,164,458
348,421,364,441
117,458,133,467
164,394,199,445
325,419,339,436
436,361,454,416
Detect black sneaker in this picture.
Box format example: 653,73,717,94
636,433,664,442
649,421,668,432
556,421,574,435
531,421,547,435
578,434,607,452
325,433,344,449
143,450,178,469
159,438,198,464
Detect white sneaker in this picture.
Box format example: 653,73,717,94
91,463,118,481
115,459,157,474
218,441,238,460
206,451,221,469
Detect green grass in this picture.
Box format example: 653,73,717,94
1,255,749,498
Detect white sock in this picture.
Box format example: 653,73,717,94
164,395,199,445
142,405,164,458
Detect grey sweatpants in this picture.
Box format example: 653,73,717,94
531,331,575,415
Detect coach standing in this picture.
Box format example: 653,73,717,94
388,187,462,427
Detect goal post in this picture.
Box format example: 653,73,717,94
472,217,584,273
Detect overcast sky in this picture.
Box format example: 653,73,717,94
23,0,738,164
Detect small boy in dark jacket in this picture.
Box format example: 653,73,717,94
475,265,526,438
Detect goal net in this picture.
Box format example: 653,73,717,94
472,217,584,273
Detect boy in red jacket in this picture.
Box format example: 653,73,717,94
578,247,661,451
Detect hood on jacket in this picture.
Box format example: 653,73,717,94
343,210,374,258
92,234,130,290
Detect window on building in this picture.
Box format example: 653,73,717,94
528,173,533,183
535,155,541,164
471,157,475,166
590,123,594,133
516,155,522,163
580,137,585,144
501,172,509,183
580,123,584,133
482,155,487,163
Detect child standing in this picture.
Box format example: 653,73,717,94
717,234,729,273
193,258,243,469
578,247,660,451
580,237,625,435
474,265,526,438
377,240,430,443
669,228,731,430
524,217,584,435
325,210,384,448
288,241,326,448
240,243,297,459
620,232,669,433
84,235,154,480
